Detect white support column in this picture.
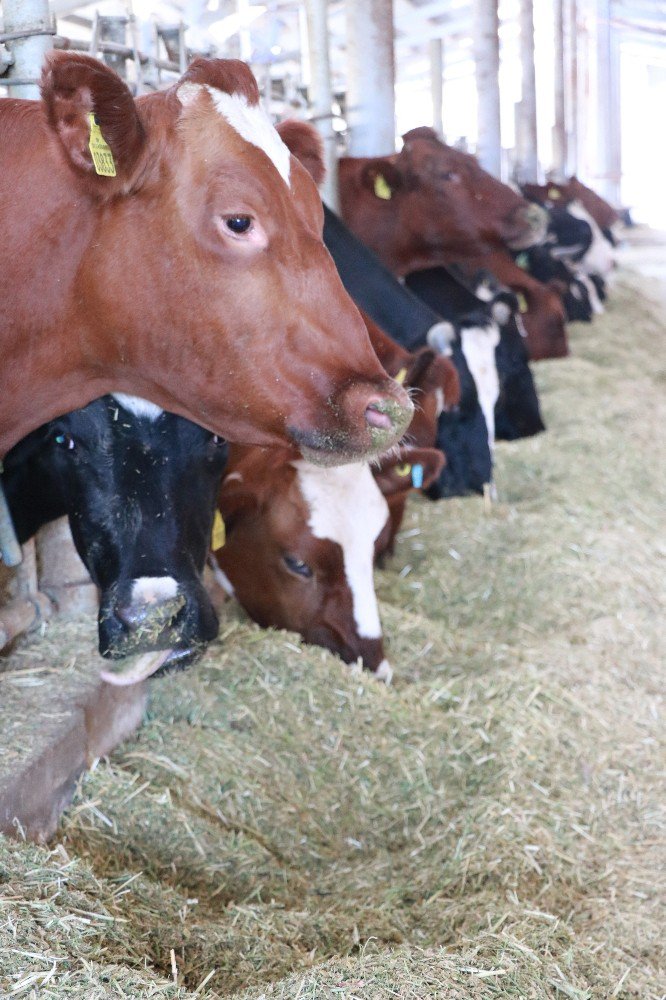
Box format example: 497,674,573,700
553,0,567,176
430,37,444,138
566,0,579,176
346,0,396,156
473,0,502,177
595,0,621,204
515,0,538,182
305,0,339,210
2,0,54,98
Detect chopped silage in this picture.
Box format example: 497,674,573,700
0,235,664,999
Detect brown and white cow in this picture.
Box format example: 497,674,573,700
211,440,443,682
0,54,411,461
212,445,393,679
338,126,547,275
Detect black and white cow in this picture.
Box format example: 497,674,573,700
512,246,597,323
404,266,546,444
322,205,493,496
3,395,228,670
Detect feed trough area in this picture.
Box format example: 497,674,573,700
0,242,663,998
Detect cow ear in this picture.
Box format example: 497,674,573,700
374,447,445,497
276,120,325,185
41,52,145,192
178,57,259,103
361,160,403,200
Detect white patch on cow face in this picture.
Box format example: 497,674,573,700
131,576,178,605
113,394,163,421
294,461,388,640
460,323,501,449
567,201,615,278
190,85,292,187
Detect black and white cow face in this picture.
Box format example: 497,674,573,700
3,395,228,669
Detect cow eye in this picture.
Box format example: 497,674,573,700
224,215,253,235
212,434,225,446
283,554,313,579
54,433,76,452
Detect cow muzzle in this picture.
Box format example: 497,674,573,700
98,575,219,666
504,203,549,250
289,379,414,467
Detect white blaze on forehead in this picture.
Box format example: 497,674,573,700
183,83,292,187
460,323,501,449
112,394,163,421
295,461,388,640
131,576,178,605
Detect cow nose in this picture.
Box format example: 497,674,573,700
115,576,185,634
351,383,414,448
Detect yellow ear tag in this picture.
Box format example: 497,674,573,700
395,367,408,384
517,293,528,314
211,510,226,550
548,187,561,200
88,113,117,177
395,463,412,478
374,173,392,200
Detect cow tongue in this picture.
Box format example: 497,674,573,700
100,648,173,687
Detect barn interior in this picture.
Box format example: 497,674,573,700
1,1,665,997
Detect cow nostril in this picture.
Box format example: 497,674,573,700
365,404,393,431
115,592,186,633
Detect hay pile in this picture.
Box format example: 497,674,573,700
1,237,664,998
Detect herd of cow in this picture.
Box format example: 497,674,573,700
0,53,621,686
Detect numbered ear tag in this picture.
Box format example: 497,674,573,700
548,187,561,200
395,463,412,478
517,293,529,314
395,367,408,384
411,464,424,489
211,510,226,550
88,113,117,177
516,252,529,270
374,173,392,200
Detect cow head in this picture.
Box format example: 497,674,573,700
32,54,412,465
338,128,547,274
215,449,393,680
5,396,227,669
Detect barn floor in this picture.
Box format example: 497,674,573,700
1,232,664,999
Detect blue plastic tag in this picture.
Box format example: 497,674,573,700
411,464,424,489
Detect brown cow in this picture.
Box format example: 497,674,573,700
0,54,411,461
338,126,547,275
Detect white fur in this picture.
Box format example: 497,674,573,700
567,200,615,278
131,576,178,605
180,82,291,187
295,461,388,640
113,394,163,421
575,269,605,314
426,321,455,356
460,323,501,449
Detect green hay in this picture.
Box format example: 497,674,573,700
1,234,664,998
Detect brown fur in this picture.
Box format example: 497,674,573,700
339,132,541,275
275,120,326,186
0,54,410,458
